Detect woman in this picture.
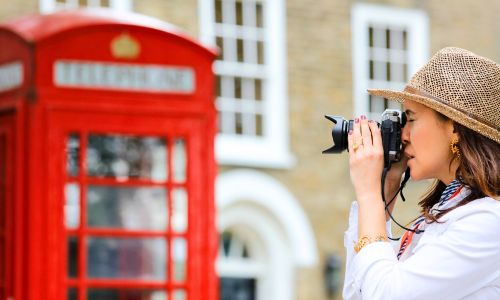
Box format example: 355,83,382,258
343,47,500,299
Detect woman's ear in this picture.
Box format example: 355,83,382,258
443,120,458,141
450,122,460,141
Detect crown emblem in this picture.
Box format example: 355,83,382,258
111,33,141,59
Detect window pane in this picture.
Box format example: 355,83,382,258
87,135,167,181
173,238,187,281
67,288,77,300
256,41,264,65
235,113,243,134
256,2,263,27
65,183,80,229
255,114,263,136
87,237,166,280
66,133,79,177
234,77,242,99
373,60,386,81
173,139,186,183
237,39,244,62
68,236,78,278
215,0,223,23
88,289,166,300
372,27,386,48
173,290,186,300
220,277,256,300
87,186,167,231
369,95,385,114
390,62,405,82
172,188,187,233
254,79,262,101
235,1,243,26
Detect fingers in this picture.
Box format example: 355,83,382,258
347,127,354,153
368,119,382,149
359,115,372,149
352,117,362,153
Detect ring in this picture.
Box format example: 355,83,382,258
352,142,360,151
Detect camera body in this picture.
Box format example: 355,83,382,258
323,109,406,168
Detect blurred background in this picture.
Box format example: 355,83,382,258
1,0,499,299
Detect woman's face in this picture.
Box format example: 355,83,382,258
402,100,458,184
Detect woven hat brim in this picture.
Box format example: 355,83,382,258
367,89,500,144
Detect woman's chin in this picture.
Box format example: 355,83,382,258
409,169,422,181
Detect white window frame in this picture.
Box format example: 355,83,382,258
352,4,429,119
216,169,318,300
199,0,295,168
40,0,133,14
215,169,319,292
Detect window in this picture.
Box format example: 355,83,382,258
199,0,294,168
216,169,318,300
40,0,133,13
65,133,188,299
218,230,261,300
352,4,429,119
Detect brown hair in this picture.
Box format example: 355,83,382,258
418,115,500,223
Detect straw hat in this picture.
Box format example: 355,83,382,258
368,47,500,144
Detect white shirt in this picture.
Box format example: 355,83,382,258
343,189,500,300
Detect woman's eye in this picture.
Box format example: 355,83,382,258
408,119,415,122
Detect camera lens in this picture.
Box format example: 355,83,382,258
322,115,354,153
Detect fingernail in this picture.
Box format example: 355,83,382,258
361,115,366,120
348,130,353,135
355,118,359,123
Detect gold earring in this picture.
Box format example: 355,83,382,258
450,138,460,158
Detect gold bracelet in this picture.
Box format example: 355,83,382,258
354,234,388,253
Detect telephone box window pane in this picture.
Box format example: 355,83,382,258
172,188,187,233
220,277,256,300
67,133,80,177
67,287,77,300
87,186,167,231
172,139,186,183
87,289,166,300
173,290,186,300
65,183,80,229
173,238,187,281
87,135,167,181
68,236,78,278
87,237,166,280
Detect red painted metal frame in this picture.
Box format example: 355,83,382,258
0,100,27,300
0,113,14,300
49,111,209,299
0,8,218,300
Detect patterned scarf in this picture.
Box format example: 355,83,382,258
397,179,463,260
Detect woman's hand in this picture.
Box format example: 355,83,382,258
348,115,388,238
347,115,385,203
348,115,409,219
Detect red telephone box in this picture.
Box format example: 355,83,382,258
0,8,217,300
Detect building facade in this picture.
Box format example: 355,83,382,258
1,0,499,299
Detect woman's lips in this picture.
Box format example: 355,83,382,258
404,151,414,159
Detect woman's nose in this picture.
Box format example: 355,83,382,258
401,125,410,145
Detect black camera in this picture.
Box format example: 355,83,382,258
323,109,407,168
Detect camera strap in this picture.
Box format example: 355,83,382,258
381,167,418,241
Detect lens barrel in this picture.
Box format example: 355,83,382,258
322,115,354,154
